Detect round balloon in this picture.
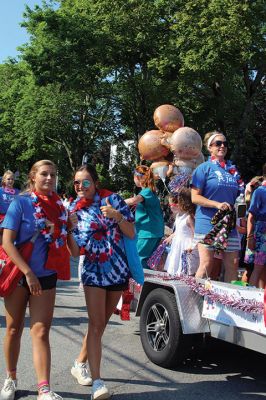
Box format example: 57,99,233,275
175,152,205,169
153,104,184,133
169,127,202,160
138,130,169,161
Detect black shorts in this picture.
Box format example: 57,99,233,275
84,282,129,291
19,273,57,293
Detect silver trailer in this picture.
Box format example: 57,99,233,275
135,271,266,368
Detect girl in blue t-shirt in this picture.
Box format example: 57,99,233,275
0,170,20,223
191,131,242,282
125,165,164,269
246,164,266,287
0,160,70,400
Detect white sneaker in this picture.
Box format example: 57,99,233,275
91,379,109,400
0,378,17,400
37,391,63,400
71,360,92,386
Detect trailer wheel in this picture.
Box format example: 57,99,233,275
140,288,190,368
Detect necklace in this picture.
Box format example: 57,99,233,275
31,191,67,247
210,156,245,192
3,187,16,194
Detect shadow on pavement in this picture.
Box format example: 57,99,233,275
16,390,86,399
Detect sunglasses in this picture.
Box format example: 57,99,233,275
211,140,228,147
73,179,91,188
134,170,145,177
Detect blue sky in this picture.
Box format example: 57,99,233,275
0,0,45,63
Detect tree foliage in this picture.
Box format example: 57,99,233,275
0,0,265,186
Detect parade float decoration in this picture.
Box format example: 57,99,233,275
138,129,171,184
161,126,203,175
160,126,204,192
137,105,205,193
138,129,170,161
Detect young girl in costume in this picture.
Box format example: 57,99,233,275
125,165,164,269
0,160,70,400
165,188,199,276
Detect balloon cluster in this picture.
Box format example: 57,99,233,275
137,104,204,189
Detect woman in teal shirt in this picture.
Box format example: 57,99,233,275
125,165,164,268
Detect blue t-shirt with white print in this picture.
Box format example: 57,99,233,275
1,195,56,277
191,161,239,235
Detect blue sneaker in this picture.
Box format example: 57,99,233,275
91,379,109,400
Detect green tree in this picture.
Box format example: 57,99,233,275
1,0,265,185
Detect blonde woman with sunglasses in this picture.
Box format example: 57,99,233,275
191,131,243,282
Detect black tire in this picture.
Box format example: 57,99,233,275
140,288,190,368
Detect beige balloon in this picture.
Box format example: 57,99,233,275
138,130,169,161
174,153,205,169
154,104,184,133
169,127,202,160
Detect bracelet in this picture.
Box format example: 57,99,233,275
67,228,75,234
246,234,254,239
116,214,126,224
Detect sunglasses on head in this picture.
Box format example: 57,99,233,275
134,170,145,177
73,179,91,188
211,140,228,147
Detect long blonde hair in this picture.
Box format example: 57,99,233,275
24,160,57,193
2,170,14,187
134,165,155,192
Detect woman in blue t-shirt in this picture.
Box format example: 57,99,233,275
191,131,242,282
0,160,70,400
125,165,164,269
0,170,20,223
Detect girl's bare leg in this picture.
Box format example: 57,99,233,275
249,264,264,288
84,287,122,380
3,287,29,379
223,251,239,283
195,244,215,279
29,288,56,384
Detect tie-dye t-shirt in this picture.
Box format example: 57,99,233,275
70,192,134,287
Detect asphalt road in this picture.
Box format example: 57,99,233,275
0,259,266,400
